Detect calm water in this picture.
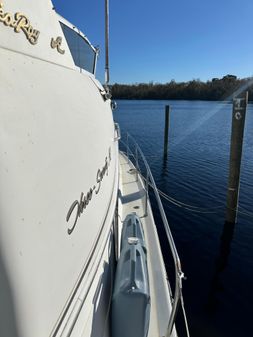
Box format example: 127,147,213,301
114,100,253,337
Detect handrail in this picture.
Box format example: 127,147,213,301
120,133,190,337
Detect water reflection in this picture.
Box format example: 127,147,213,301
206,221,235,313
162,154,168,174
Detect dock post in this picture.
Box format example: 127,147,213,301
164,105,170,158
225,92,248,224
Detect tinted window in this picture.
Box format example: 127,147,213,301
60,22,96,73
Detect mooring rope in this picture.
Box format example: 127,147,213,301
140,173,253,218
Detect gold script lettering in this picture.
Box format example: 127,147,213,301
0,3,40,45
1,13,12,25
51,36,65,54
66,148,112,235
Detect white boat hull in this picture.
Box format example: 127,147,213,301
0,2,118,335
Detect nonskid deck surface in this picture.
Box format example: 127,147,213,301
118,153,177,337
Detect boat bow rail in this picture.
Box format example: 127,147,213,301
120,133,190,337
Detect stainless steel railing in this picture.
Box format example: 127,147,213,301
120,132,190,337
114,122,121,141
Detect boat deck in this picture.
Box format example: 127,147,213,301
118,152,177,337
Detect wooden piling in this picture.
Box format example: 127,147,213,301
164,105,170,158
226,92,248,224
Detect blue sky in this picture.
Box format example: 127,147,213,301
53,0,253,84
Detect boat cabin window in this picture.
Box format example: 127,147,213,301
60,22,96,74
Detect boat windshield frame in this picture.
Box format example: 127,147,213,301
56,13,99,75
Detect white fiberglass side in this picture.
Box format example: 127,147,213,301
0,45,117,337
0,0,75,69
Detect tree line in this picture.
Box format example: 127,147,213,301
110,75,253,101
